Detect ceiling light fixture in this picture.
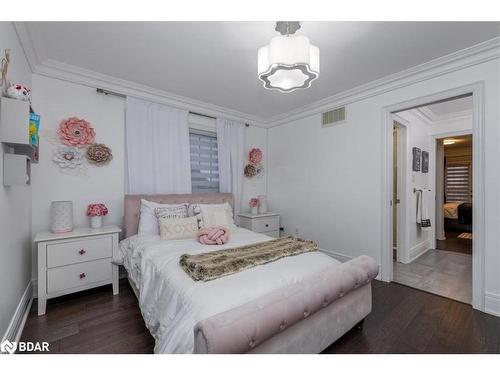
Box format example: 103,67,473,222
258,21,320,93
443,139,456,145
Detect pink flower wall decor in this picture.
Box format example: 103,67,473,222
58,117,96,147
248,148,263,165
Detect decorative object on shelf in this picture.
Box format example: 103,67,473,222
249,197,259,215
58,117,95,147
1,49,10,94
421,151,429,173
53,146,85,168
50,201,73,233
6,83,31,102
86,143,113,165
412,147,421,172
258,22,319,93
29,113,40,146
258,195,268,214
86,203,109,229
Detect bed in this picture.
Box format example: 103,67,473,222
443,202,472,232
119,193,379,354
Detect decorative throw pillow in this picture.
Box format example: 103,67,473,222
137,199,188,236
193,202,235,229
159,216,199,241
154,205,188,220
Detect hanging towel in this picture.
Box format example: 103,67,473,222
416,189,431,228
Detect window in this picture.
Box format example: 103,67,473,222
445,164,471,203
189,129,219,193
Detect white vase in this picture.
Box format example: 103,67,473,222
90,216,103,229
50,201,73,233
251,206,258,215
258,195,268,214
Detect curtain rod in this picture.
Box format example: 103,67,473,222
96,88,250,126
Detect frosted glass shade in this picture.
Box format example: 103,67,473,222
50,201,73,233
258,35,320,92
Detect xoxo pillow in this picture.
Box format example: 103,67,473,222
159,216,199,241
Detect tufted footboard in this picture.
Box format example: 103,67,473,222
193,255,379,354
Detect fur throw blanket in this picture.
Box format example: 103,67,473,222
198,226,230,245
180,236,318,281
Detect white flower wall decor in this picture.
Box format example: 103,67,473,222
53,146,85,168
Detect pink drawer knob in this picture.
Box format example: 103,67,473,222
78,249,86,255
79,272,86,279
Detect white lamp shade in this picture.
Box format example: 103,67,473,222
50,201,73,233
258,35,319,92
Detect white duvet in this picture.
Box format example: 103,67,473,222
119,228,340,353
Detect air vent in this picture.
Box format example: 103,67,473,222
322,106,346,127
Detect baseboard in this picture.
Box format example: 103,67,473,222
32,279,37,298
408,239,431,263
320,249,382,281
485,292,500,317
1,281,33,344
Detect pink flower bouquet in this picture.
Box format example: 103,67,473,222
249,198,259,208
58,117,96,147
86,203,109,217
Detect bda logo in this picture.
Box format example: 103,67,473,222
1,340,17,354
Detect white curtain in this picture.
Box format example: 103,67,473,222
216,118,245,214
125,97,192,194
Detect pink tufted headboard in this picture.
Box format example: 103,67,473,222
123,193,234,238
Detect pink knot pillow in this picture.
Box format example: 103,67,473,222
197,226,230,245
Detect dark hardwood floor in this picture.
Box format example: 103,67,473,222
22,278,499,354
436,230,472,255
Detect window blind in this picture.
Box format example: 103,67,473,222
189,129,219,193
445,164,471,203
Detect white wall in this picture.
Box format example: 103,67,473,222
268,58,500,314
241,125,268,214
0,22,33,339
397,110,432,262
31,75,126,278
31,74,268,280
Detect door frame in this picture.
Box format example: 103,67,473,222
428,129,473,251
392,115,410,264
380,82,485,311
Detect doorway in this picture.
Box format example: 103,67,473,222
381,84,484,310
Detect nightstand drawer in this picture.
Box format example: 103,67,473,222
47,236,112,268
47,258,112,294
252,217,279,232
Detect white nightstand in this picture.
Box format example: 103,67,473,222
34,225,121,315
238,212,280,238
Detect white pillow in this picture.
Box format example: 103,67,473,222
191,202,235,229
137,199,188,236
159,216,199,241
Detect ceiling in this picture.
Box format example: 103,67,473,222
443,134,472,150
22,22,500,120
426,96,473,118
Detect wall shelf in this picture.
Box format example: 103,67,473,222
0,96,38,186
0,95,39,159
3,153,31,186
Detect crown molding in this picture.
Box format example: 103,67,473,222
13,23,266,128
13,20,499,129
433,109,473,124
412,107,435,125
13,22,41,72
266,37,500,127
